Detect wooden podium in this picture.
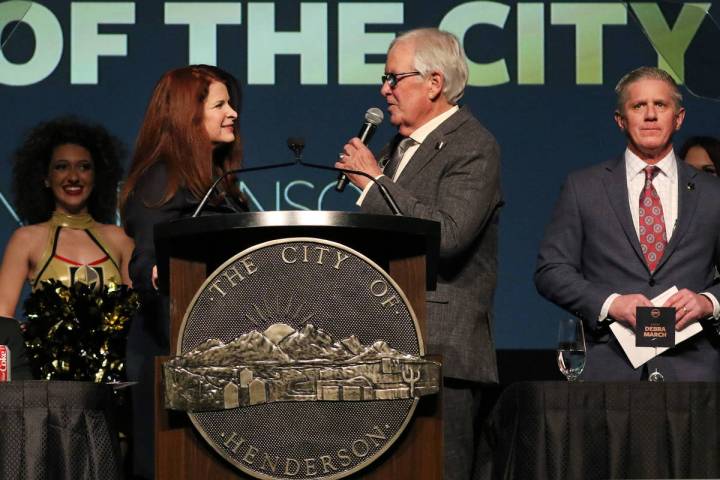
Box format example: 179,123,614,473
154,211,442,479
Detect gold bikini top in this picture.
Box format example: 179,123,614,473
31,212,123,290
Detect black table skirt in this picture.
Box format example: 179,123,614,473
0,381,123,480
480,382,720,480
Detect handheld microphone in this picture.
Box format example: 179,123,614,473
335,107,384,192
285,138,403,215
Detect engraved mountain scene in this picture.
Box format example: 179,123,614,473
183,331,292,366
276,324,348,361
163,323,440,412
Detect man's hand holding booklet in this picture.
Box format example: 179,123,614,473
609,286,703,369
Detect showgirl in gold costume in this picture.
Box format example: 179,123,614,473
0,117,133,317
31,211,123,290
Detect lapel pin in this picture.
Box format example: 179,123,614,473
687,182,695,191
435,140,446,150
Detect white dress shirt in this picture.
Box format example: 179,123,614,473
626,149,678,240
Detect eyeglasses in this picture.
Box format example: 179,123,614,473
381,71,421,88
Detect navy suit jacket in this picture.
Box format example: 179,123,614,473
535,156,720,380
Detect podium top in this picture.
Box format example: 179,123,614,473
155,211,440,291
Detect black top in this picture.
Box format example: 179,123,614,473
123,162,243,294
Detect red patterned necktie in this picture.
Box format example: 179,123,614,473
638,166,667,272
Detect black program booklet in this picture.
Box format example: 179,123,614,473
636,306,675,348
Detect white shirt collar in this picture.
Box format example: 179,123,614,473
408,105,459,144
624,148,677,180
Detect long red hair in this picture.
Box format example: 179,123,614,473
120,65,244,211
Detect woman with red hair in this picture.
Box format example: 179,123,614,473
120,64,247,479
121,64,246,292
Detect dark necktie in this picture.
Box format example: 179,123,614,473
383,137,416,180
638,165,667,272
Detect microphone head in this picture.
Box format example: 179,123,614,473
365,107,384,126
287,137,305,153
287,137,305,160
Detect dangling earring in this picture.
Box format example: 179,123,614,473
44,179,50,188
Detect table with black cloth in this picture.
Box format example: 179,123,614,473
480,381,720,480
0,381,123,480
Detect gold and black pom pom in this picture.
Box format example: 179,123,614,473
22,279,139,382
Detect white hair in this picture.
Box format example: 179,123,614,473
390,28,469,104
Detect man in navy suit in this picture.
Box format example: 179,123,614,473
535,66,720,381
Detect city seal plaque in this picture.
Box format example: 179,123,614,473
164,237,440,480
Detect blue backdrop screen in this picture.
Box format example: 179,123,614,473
1,0,718,347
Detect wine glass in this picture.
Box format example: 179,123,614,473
648,338,664,382
557,318,586,381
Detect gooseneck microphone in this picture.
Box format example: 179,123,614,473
286,138,402,216
194,135,402,218
335,107,384,192
191,159,297,217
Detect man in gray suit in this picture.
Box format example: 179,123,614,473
336,28,502,479
536,67,720,381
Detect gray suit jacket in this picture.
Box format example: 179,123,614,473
362,106,502,383
535,156,720,380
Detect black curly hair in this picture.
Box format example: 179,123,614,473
12,117,125,225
